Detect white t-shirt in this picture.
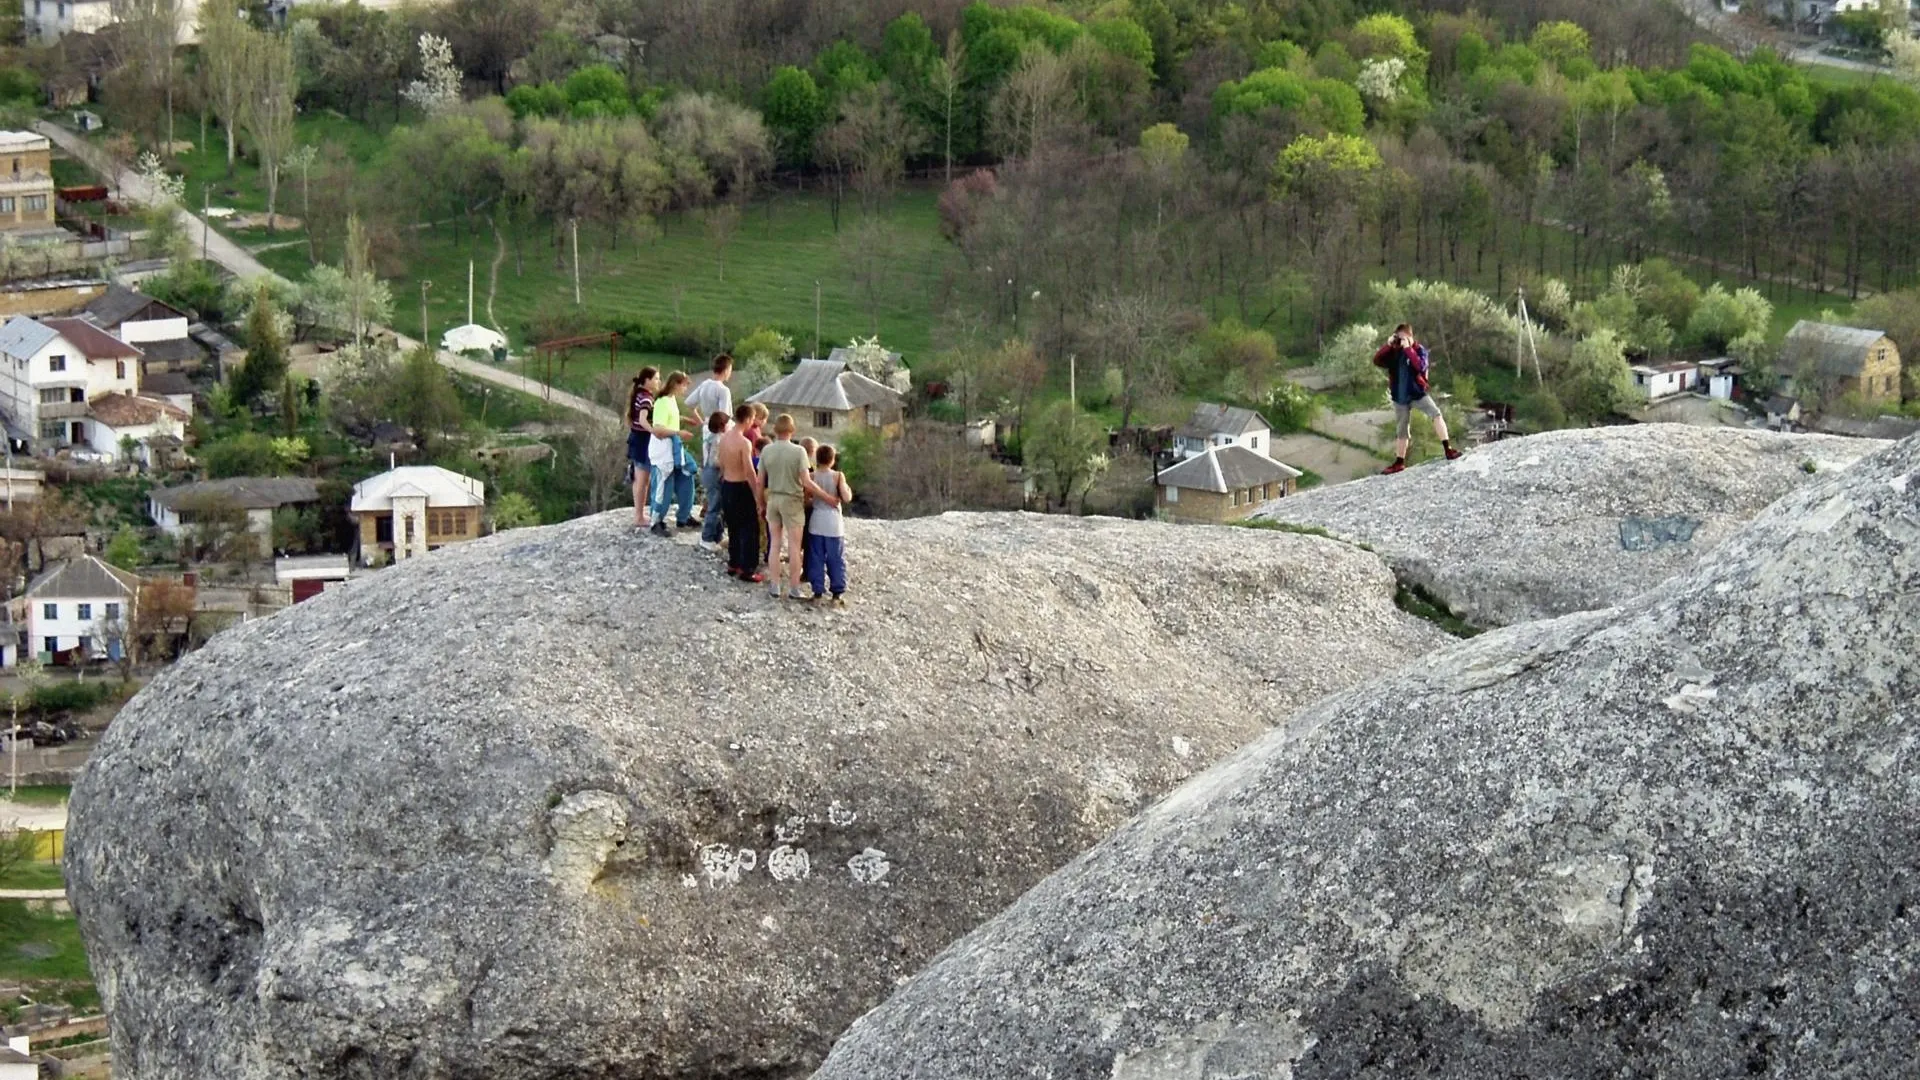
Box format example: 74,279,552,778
682,377,733,453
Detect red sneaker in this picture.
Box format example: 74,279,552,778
1444,447,1463,461
744,572,767,584
1381,461,1407,475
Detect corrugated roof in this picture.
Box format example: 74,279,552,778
1176,402,1269,440
42,317,141,361
24,554,140,600
1784,320,1890,377
0,316,58,358
152,476,321,511
751,358,855,411
1157,445,1300,493
141,370,195,396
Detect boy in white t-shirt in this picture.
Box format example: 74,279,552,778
682,354,734,546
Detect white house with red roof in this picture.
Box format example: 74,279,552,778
0,313,182,461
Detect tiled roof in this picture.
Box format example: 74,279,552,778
42,317,141,360
136,337,204,366
1783,320,1890,377
24,554,140,600
1156,445,1301,493
750,358,905,413
1176,402,1269,440
88,392,188,428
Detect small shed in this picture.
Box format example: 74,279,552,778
72,110,103,131
441,323,507,358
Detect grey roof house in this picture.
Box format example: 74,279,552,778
1174,402,1273,459
748,358,906,442
1781,320,1901,404
149,477,324,560
1155,444,1301,524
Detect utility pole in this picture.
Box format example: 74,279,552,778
813,279,821,359
571,218,582,305
201,184,210,261
419,280,432,344
1068,353,1077,411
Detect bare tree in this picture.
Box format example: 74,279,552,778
1093,290,1178,431
927,31,967,184
110,0,183,150
990,47,1080,162
702,202,742,281
241,30,299,234
198,5,252,175
570,414,630,513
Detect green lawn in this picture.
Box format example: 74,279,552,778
0,860,65,890
0,901,91,990
255,189,954,363
158,110,393,218
3,786,70,807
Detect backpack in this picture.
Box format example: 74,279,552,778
1410,344,1431,394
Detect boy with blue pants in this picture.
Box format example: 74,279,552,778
805,444,852,604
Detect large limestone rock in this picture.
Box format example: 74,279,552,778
1255,424,1878,627
66,512,1445,1079
816,436,1920,1080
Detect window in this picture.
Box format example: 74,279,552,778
38,421,62,440
814,411,834,430
105,603,119,621
41,603,56,620
0,197,13,214
24,195,46,213
42,637,55,656
38,388,64,404
116,360,125,380
32,1,39,15
48,354,65,372
1164,486,1178,504
1228,490,1238,508
77,603,91,621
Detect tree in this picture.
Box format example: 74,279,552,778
566,415,627,513
232,284,289,409
1556,329,1638,421
926,31,967,182
491,491,540,529
818,83,926,220
403,33,462,115
1264,381,1319,434
105,526,142,570
701,202,741,281
241,29,299,234
762,66,824,166
990,46,1080,160
1094,291,1177,431
1531,21,1593,75
1023,400,1108,512
388,346,465,452
198,4,253,175
112,0,183,149
133,579,195,663
1687,284,1773,353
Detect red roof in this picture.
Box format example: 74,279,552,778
42,317,141,361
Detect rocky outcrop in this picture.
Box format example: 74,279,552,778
814,435,1920,1080
1255,423,1878,627
65,511,1445,1080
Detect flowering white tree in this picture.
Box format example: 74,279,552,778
841,335,895,380
403,33,461,116
133,151,186,208
1356,57,1406,104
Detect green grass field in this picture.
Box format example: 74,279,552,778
0,900,93,1008
2,785,70,806
159,111,392,219
0,860,64,890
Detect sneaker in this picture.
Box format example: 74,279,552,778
1444,446,1463,461
1381,460,1407,475
768,580,784,599
650,521,672,537
832,595,847,609
677,518,700,528
700,540,723,553
744,571,766,584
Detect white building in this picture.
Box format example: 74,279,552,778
1173,403,1273,460
0,315,142,452
1630,361,1699,400
20,0,112,43
349,465,486,565
149,476,321,559
80,284,205,375
86,392,188,465
19,555,138,665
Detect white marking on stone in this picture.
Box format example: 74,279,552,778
1171,735,1193,759
759,915,778,932
736,848,757,872
1891,473,1911,495
1662,683,1717,714
698,843,757,887
680,874,698,889
768,845,811,882
828,801,858,827
848,847,892,885
774,815,807,843
1800,494,1851,534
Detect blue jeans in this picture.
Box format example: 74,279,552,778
650,439,696,525
806,533,845,597
699,464,724,543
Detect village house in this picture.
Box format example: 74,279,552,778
0,314,143,454
85,390,188,465
0,132,55,231
349,465,485,565
80,284,205,375
149,477,323,560
0,278,108,319
1782,320,1903,406
1630,361,1699,400
749,358,906,445
1173,403,1273,459
1696,357,1741,401
21,0,112,41
1155,444,1301,524
275,554,352,603
16,554,138,666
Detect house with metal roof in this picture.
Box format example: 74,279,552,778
18,554,140,666
748,358,906,445
150,477,324,560
349,465,486,565
1174,402,1273,460
0,314,145,455
1155,444,1301,524
1782,320,1901,406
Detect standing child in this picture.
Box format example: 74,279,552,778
806,444,853,605
698,411,730,551
625,367,659,529
647,371,699,536
798,437,820,585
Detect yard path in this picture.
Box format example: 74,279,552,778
0,888,64,900
38,122,620,426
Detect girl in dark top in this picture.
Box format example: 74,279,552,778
627,366,659,528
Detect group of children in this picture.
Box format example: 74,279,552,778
625,354,853,604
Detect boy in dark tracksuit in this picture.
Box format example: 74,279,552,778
1372,323,1462,474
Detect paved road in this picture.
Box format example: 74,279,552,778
0,888,64,900
37,122,619,425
